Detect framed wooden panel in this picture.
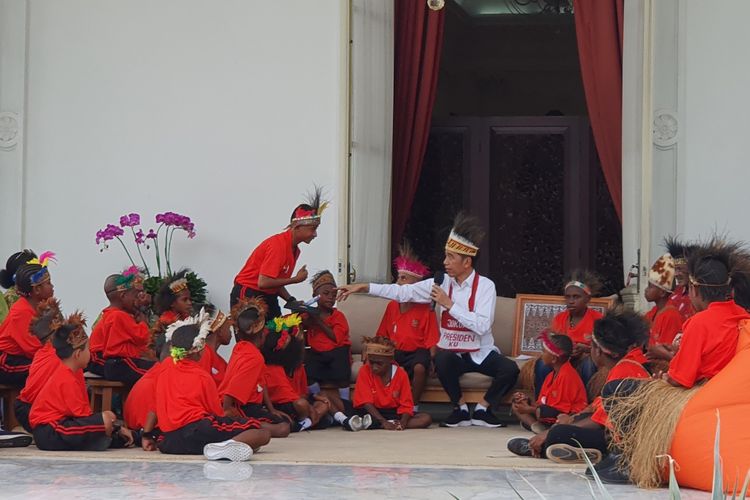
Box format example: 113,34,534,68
512,294,616,357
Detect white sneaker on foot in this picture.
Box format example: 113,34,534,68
362,414,372,430
203,439,253,461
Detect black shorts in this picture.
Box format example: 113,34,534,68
356,407,401,429
0,352,32,387
158,415,262,455
239,403,288,424
274,402,299,421
32,413,111,451
230,285,282,318
103,357,155,386
538,404,562,425
305,346,351,386
394,349,431,378
14,399,32,433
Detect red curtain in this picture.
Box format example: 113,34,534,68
573,0,624,221
391,2,445,252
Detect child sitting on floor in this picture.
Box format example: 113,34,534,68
0,249,37,324
643,253,684,366
151,316,270,460
375,242,439,410
0,253,56,387
302,270,352,401
15,299,64,433
507,311,650,465
197,305,231,385
30,311,134,451
99,267,155,385
218,299,291,438
151,270,194,355
352,336,432,431
511,331,587,434
123,357,168,449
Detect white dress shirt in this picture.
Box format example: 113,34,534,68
369,270,499,364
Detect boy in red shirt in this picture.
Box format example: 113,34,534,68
375,243,438,409
302,270,352,402
152,318,270,460
15,298,63,432
352,337,432,431
218,299,291,438
643,254,684,365
231,187,329,317
99,268,155,385
666,240,750,388
0,255,55,387
30,312,134,450
87,274,119,376
664,237,696,321
197,307,231,385
511,331,587,433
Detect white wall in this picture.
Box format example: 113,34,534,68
681,0,750,242
4,1,346,322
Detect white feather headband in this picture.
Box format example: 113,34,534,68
164,307,212,349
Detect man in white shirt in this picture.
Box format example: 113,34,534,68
338,214,519,427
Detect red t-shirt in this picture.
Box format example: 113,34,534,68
668,300,749,388
197,344,228,386
306,309,351,352
591,348,650,426
234,230,300,295
291,365,308,398
100,308,151,359
376,301,439,352
353,363,414,416
19,343,60,404
645,305,683,346
89,306,115,355
668,285,695,321
550,308,603,346
29,363,92,428
0,297,42,358
264,365,300,404
155,358,223,432
537,360,588,415
218,341,265,406
124,361,167,430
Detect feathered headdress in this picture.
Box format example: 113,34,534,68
686,236,750,309
51,310,88,350
209,310,228,332
113,265,142,292
564,269,603,297
165,308,212,362
31,298,64,342
291,185,330,226
394,241,430,278
663,236,691,265
25,251,56,286
230,296,268,323
445,213,484,257
266,314,303,352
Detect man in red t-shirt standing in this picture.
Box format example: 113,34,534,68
231,188,328,318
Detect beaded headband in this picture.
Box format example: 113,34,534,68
565,280,591,296
169,278,189,294
445,231,478,257
539,330,564,357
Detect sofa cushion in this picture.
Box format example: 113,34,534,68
337,294,390,355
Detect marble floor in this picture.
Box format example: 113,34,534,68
0,458,710,499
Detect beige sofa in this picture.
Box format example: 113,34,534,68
337,294,526,404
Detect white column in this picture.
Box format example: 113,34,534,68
0,0,28,258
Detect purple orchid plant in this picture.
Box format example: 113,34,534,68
96,211,196,277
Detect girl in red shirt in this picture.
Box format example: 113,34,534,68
197,306,231,386
31,312,135,451
302,271,352,401
512,331,587,433
353,337,432,431
150,270,194,357
0,254,55,387
375,243,438,409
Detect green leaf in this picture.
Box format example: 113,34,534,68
712,410,724,500
573,439,614,500
738,470,750,500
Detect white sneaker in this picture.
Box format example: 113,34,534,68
344,415,364,432
362,414,373,430
203,439,253,461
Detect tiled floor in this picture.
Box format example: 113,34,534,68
0,459,710,499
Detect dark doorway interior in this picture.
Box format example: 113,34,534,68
402,2,623,297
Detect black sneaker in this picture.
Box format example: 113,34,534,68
470,408,505,428
506,437,533,457
440,408,471,427
592,453,632,485
0,430,32,448
545,443,602,465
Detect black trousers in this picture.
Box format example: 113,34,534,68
230,284,282,318
434,350,519,407
544,423,608,454
103,357,155,386
0,352,32,387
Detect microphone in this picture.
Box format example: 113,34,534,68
431,271,445,311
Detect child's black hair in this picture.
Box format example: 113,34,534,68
155,269,190,314
592,310,649,358
230,298,266,340
549,333,573,359
0,250,37,289
687,237,750,309
13,262,45,296
261,330,305,375
171,324,200,350
564,269,603,297
50,312,88,360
